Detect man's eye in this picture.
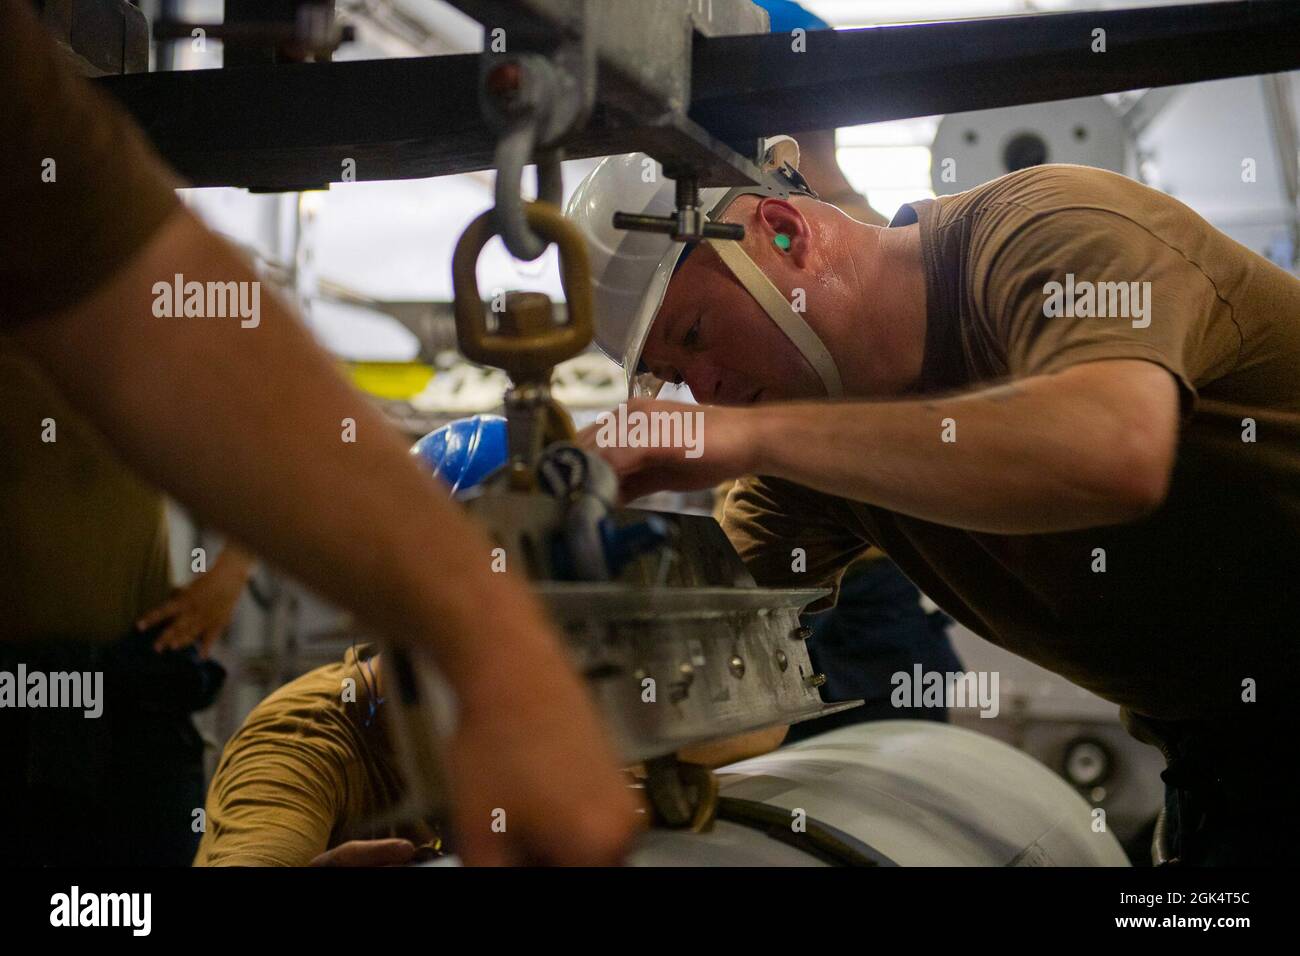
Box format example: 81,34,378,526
683,316,702,348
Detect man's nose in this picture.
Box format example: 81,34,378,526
684,360,722,404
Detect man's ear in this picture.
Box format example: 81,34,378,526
755,197,812,267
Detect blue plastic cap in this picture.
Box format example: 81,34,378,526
751,0,830,33
411,414,509,495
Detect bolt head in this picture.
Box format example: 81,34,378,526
486,61,522,98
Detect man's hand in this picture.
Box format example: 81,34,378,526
137,546,254,656
308,839,418,867
578,399,757,504
447,653,646,866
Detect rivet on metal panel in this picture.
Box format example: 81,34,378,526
669,661,695,702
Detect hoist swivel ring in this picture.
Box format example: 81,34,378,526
452,201,593,383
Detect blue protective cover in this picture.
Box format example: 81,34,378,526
410,414,509,495
751,0,829,33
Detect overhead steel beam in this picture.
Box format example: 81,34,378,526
97,0,1300,191
689,0,1300,139
101,52,490,190
96,50,757,190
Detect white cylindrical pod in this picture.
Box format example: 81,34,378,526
631,721,1129,867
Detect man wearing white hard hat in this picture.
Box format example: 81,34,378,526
568,136,846,402
570,138,1300,865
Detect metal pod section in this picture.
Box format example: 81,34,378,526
444,204,851,834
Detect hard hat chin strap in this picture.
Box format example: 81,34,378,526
704,238,844,399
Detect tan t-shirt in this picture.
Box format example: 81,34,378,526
724,164,1300,733
1,0,181,322
194,647,439,867
0,344,172,640
0,1,182,639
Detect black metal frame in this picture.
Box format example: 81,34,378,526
97,0,1300,191
690,0,1300,138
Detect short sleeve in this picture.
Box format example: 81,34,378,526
984,207,1240,413
194,713,347,866
722,475,873,612
0,0,182,323
193,670,360,866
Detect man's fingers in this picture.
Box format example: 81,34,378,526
456,783,644,867
197,627,221,658
456,829,512,867
309,839,417,867
156,622,183,650
590,443,647,483
548,801,643,866
156,619,198,652
136,599,180,632
527,794,644,866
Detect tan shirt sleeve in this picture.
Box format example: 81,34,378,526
983,207,1241,411
721,475,873,613
0,0,181,322
194,663,389,867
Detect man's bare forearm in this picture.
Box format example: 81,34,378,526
749,361,1179,534
12,208,558,697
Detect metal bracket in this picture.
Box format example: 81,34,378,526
37,0,149,76
475,3,597,259
612,173,746,243
448,0,766,250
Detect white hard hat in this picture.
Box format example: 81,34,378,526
564,137,844,399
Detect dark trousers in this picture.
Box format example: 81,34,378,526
1154,717,1297,866
0,632,223,866
786,560,962,744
